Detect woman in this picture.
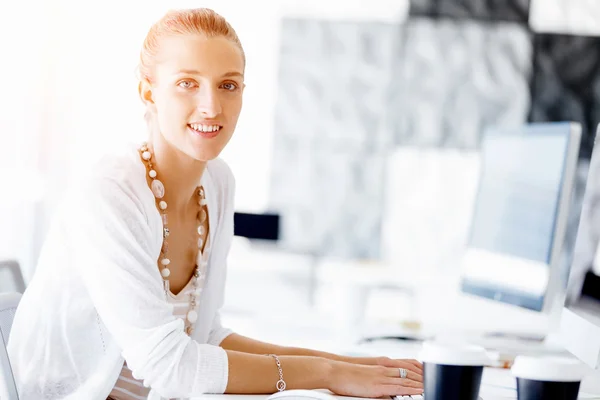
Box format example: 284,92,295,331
8,8,423,400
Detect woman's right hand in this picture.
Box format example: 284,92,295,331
326,360,423,398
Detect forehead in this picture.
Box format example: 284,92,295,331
154,34,244,79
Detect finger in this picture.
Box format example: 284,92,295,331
396,387,424,397
384,384,424,397
406,359,424,370
393,359,423,371
388,362,422,376
405,370,422,383
383,368,422,382
384,359,423,374
386,377,423,389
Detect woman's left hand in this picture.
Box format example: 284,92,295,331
347,356,423,379
374,356,423,371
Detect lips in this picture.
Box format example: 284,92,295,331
188,124,222,139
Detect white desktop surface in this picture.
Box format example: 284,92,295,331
189,340,600,400
223,247,600,400
192,369,597,400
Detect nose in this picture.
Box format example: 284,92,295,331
196,85,222,118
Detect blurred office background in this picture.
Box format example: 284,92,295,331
2,0,600,349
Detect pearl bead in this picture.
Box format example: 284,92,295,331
161,258,171,266
187,310,198,323
142,151,152,160
197,226,205,235
149,169,157,178
159,201,167,210
161,268,171,278
199,199,208,206
151,179,165,199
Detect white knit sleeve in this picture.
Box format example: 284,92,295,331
207,159,236,346
66,176,229,398
207,312,234,346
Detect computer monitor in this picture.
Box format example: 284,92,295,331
558,125,600,375
460,122,582,321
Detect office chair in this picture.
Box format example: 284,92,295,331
0,292,21,399
0,260,25,294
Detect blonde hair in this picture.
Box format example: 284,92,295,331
139,8,245,84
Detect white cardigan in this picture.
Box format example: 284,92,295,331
8,144,235,400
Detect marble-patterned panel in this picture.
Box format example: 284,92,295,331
529,34,600,159
410,0,530,23
270,19,401,259
276,19,399,153
529,0,600,36
271,150,386,259
387,19,532,149
408,0,437,17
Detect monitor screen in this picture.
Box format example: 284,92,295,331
560,125,600,370
469,128,568,263
461,123,581,311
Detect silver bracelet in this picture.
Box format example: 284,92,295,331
266,354,286,392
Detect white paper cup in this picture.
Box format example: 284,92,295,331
419,342,490,400
511,355,589,400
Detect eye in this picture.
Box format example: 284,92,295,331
178,80,197,89
221,82,239,91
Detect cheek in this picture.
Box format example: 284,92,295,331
224,96,243,120
159,95,193,122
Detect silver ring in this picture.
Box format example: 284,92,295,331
399,368,408,379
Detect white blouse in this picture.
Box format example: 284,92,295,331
109,234,213,400
8,144,235,400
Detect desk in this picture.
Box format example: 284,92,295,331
196,339,600,400
195,370,515,400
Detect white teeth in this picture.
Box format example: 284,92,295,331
190,124,220,133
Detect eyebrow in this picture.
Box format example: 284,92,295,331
223,71,244,78
176,69,244,78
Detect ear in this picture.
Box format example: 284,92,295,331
138,79,156,110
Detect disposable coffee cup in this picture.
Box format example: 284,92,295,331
418,341,489,400
511,355,588,400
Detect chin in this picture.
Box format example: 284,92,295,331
185,127,231,160
185,143,226,162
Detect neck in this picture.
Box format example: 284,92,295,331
147,136,207,214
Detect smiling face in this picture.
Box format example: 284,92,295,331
140,34,245,161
